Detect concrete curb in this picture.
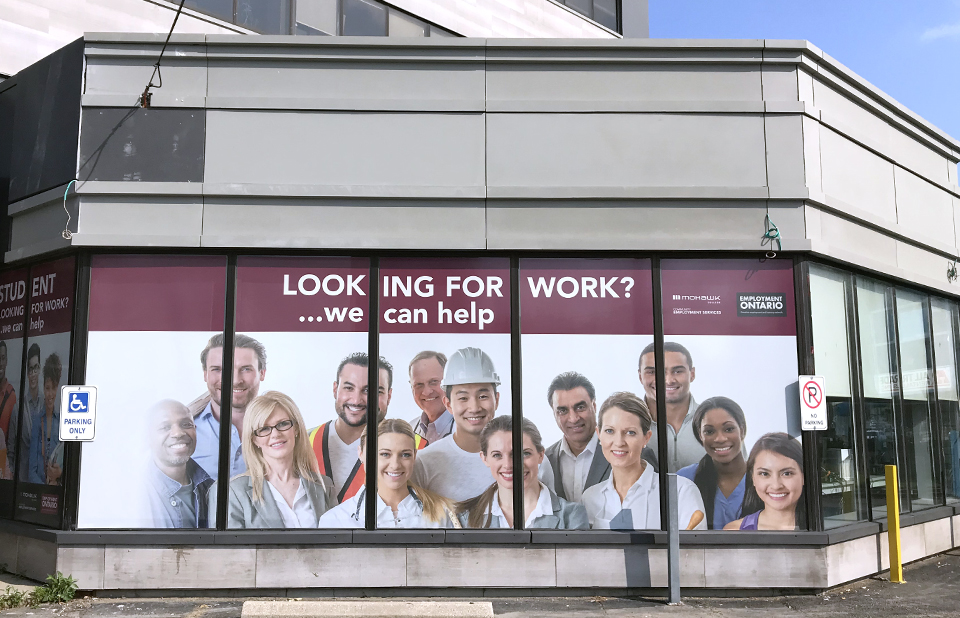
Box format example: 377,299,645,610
241,601,495,618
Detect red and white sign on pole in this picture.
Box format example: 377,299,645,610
799,375,827,431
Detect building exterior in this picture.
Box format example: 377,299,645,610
0,0,628,79
0,19,959,595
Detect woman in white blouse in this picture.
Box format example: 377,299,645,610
318,419,456,528
581,392,706,531
215,391,336,529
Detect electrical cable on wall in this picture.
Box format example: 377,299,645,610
139,0,187,108
761,213,781,259
62,179,76,240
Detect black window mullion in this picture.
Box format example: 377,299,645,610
923,296,946,506
61,251,91,530
650,256,668,530
845,271,871,522
795,258,822,531
886,286,912,513
509,257,524,530
364,258,380,531
215,254,238,530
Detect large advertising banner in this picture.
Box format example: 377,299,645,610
338,257,514,530
0,268,28,514
78,255,225,529
660,258,804,531
15,257,75,526
519,258,656,530
229,256,370,529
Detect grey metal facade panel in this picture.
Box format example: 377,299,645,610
485,200,807,251
7,38,83,203
83,38,208,109
74,196,204,245
486,113,768,190
486,66,764,110
199,198,487,249
78,108,205,183
203,110,486,190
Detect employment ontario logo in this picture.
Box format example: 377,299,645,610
737,293,787,317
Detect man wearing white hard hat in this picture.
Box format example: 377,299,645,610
411,347,502,502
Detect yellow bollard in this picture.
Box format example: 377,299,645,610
885,465,905,583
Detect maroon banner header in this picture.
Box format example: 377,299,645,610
520,258,654,335
661,258,796,337
89,255,226,332
236,256,369,332
380,257,511,334
29,257,75,336
0,268,28,342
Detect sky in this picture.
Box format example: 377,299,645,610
650,0,960,141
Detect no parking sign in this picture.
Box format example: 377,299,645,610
799,375,826,431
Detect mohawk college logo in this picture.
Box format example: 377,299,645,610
672,294,721,303
737,293,787,317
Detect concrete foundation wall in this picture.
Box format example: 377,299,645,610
34,514,960,591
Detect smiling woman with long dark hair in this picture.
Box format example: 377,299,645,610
725,432,806,531
678,397,747,530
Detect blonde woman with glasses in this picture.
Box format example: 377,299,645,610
211,391,336,528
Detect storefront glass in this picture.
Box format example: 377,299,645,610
375,258,513,530
229,256,371,529
855,277,903,517
13,257,75,526
931,297,960,504
809,264,866,528
77,255,226,529
660,258,805,531
0,268,28,517
895,289,938,510
519,258,654,531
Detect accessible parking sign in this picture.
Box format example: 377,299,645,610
59,385,98,441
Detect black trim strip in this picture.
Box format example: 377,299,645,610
214,254,238,530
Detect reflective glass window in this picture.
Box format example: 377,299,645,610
810,264,865,528
342,0,388,36
896,290,938,510
932,298,960,503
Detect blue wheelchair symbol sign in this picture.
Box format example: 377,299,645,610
68,392,89,413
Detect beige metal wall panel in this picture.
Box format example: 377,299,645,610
486,65,763,111
83,35,208,108
761,66,799,102
203,111,485,192
57,546,105,590
486,200,806,251
802,116,823,195
825,535,879,588
814,80,952,186
200,199,487,250
75,195,204,246
406,547,557,587
555,547,629,587
256,547,406,588
703,547,827,588
205,43,485,112
820,127,898,224
894,167,957,248
954,515,960,547
765,115,807,197
818,211,898,268
103,547,257,589
487,113,767,191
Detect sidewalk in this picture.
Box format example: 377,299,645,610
1,550,958,618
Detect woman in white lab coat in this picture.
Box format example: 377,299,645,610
318,419,456,528
581,392,706,531
456,415,588,529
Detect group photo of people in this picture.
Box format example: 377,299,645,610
6,333,69,489
125,330,805,532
